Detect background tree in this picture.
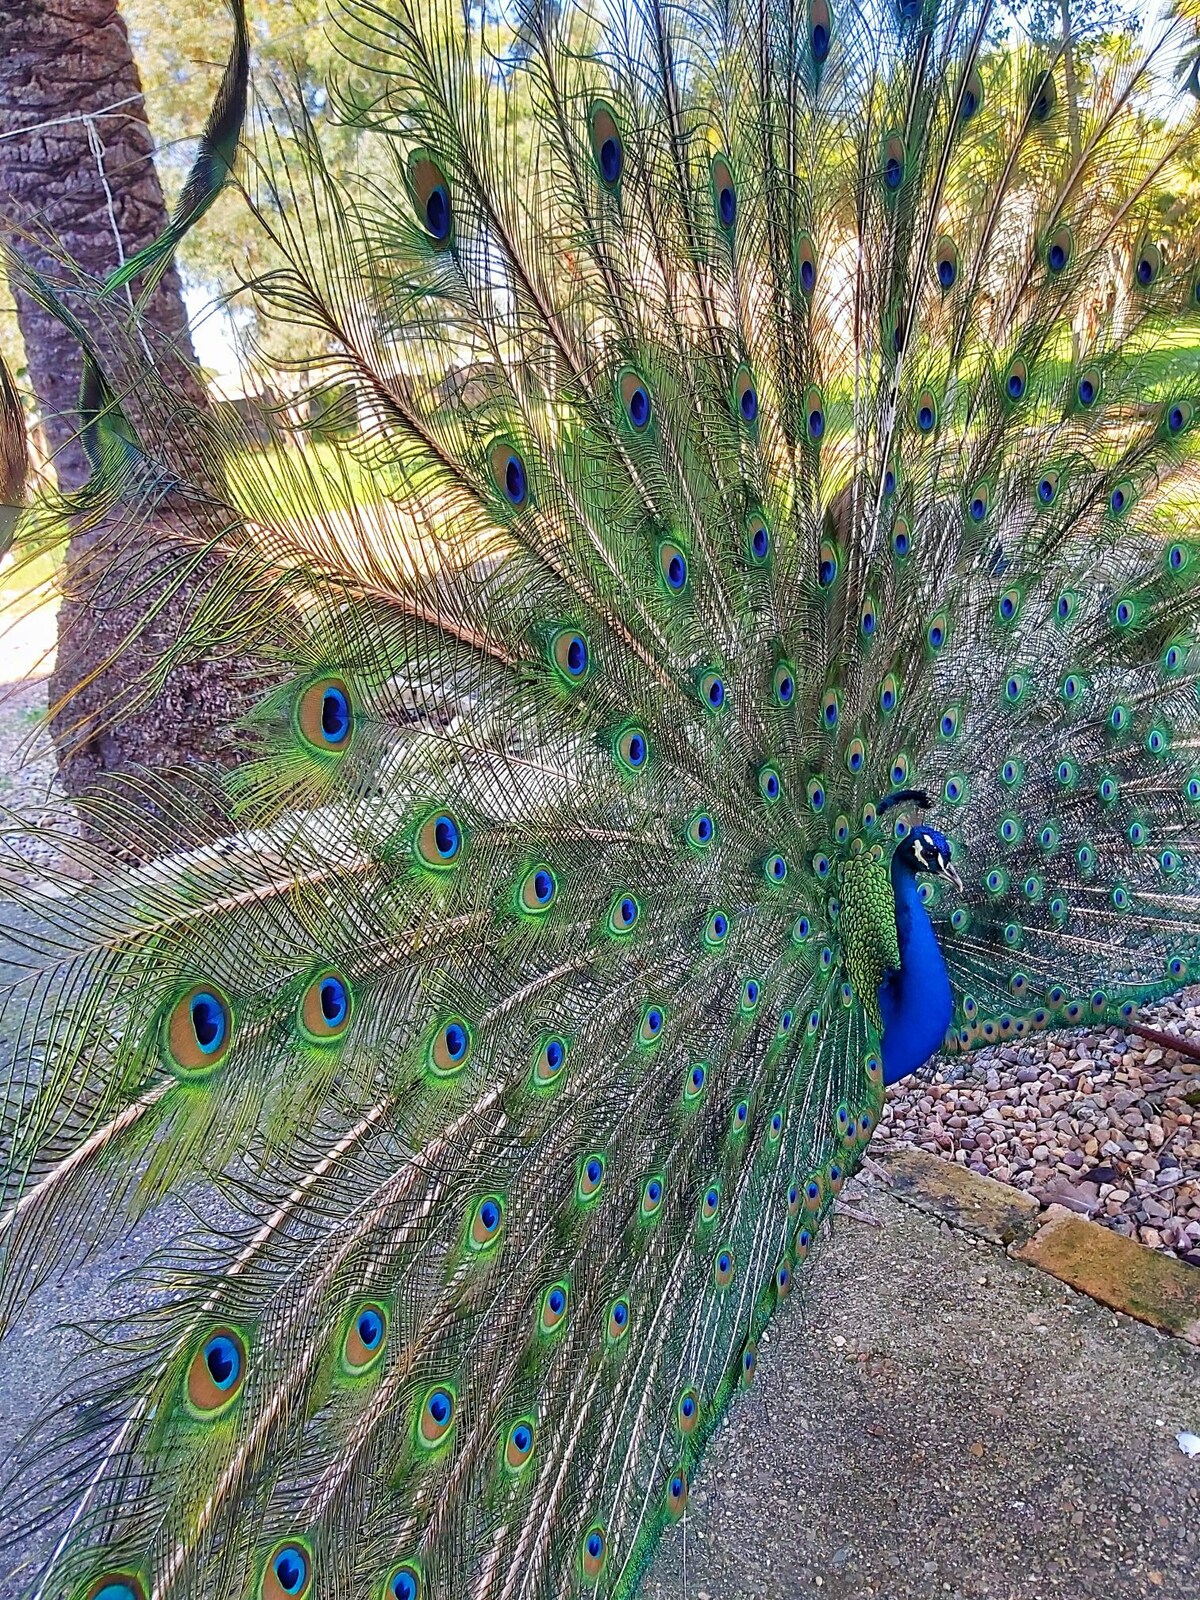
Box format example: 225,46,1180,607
0,0,248,803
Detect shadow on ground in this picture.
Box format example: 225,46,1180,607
645,1188,1200,1600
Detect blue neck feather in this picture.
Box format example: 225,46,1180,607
877,852,953,1086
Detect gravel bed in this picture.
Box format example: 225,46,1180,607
879,991,1200,1262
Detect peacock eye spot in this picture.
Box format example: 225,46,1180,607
191,993,225,1052
918,404,934,430
204,1334,239,1386
1007,373,1024,399
740,387,758,423
719,185,736,227
801,259,815,292
272,1548,308,1595
549,1288,565,1313
600,137,621,184
1079,378,1095,405
321,686,351,743
425,186,449,240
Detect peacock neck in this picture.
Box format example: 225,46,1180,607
877,852,953,1086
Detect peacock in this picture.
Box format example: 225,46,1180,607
3,0,1200,1595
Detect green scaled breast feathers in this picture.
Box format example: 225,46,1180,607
2,1,1200,1598
841,848,901,1030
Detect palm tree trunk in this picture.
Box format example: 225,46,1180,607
0,0,246,809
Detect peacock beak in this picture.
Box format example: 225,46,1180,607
942,861,963,894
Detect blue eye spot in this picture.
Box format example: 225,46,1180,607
647,1008,663,1032
667,553,687,590
629,386,649,428
885,155,902,189
1038,477,1055,503
1169,405,1185,433
713,914,727,937
586,1158,602,1184
970,496,986,522
391,1571,419,1600
708,678,725,708
566,636,587,675
1049,242,1066,272
444,1023,467,1061
697,814,713,841
1078,377,1095,406
480,1200,500,1230
808,406,825,439
548,1288,565,1314
545,1039,564,1070
648,1179,662,1201
1007,372,1025,400
204,1334,240,1389
356,1308,383,1348
692,1066,705,1089
746,980,759,1003
505,456,526,505
613,1301,628,1327
918,404,934,431
740,386,758,423
429,1390,452,1424
434,814,459,857
273,1548,308,1596
191,992,226,1054
938,258,956,289
587,1533,604,1559
425,186,449,241
600,137,621,184
801,258,816,292
719,185,736,227
321,686,351,744
884,469,896,495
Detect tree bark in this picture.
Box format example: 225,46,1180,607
0,0,246,808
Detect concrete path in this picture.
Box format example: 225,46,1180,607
643,1186,1200,1600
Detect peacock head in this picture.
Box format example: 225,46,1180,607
893,826,962,891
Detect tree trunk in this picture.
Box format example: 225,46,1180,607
0,0,246,809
